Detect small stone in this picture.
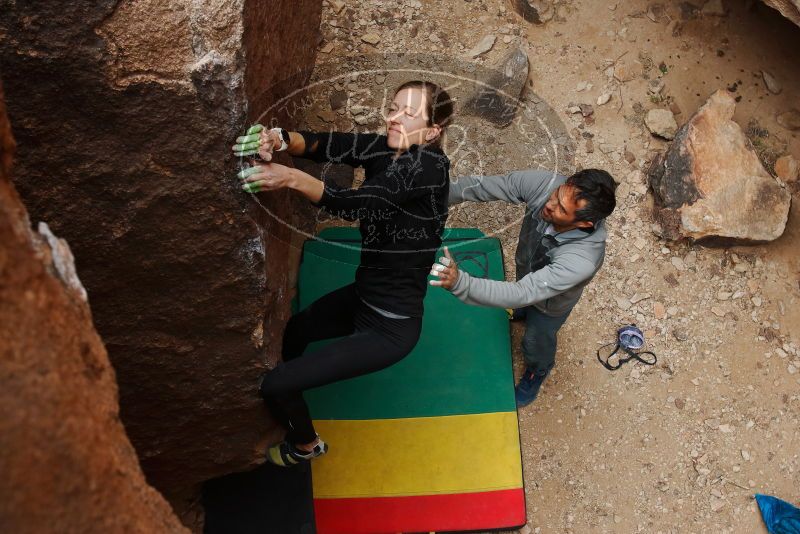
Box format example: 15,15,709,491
667,306,679,316
467,34,496,58
648,79,665,95
718,423,733,433
330,90,348,111
616,296,632,311
630,292,650,304
776,110,800,131
702,0,726,16
674,397,685,409
669,101,682,116
711,306,725,317
599,143,615,154
585,139,594,153
789,364,798,374
704,418,720,429
330,0,346,13
624,149,636,163
751,296,762,307
716,290,732,301
774,155,799,183
503,35,513,44
597,92,612,105
762,71,782,95
320,42,335,54
645,108,678,139
519,525,533,534
316,109,336,123
361,33,381,45
741,450,751,461
653,301,666,319
671,257,685,271
614,63,636,82
579,104,594,117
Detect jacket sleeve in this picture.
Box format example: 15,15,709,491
448,251,596,308
317,152,448,214
448,170,559,206
298,131,383,167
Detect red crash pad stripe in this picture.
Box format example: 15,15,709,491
314,488,526,534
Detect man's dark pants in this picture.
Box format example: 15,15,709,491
521,306,572,376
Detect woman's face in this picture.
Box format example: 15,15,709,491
385,87,441,150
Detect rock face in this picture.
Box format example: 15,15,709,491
761,0,800,28
0,0,322,521
0,82,187,534
648,90,791,245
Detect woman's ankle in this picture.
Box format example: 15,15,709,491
295,436,320,453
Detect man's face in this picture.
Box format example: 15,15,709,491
540,184,593,231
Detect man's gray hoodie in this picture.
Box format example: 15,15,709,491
448,170,608,316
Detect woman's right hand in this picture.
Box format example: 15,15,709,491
232,124,281,161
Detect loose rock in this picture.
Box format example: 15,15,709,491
597,92,612,105
776,110,800,131
761,71,782,94
467,34,496,58
645,108,678,139
774,155,798,183
361,33,381,45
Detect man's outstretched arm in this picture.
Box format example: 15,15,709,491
448,169,560,206
431,251,596,309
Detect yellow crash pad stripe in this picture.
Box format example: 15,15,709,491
312,412,522,499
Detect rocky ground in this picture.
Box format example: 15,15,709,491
287,0,800,532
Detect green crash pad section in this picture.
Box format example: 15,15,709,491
297,227,515,420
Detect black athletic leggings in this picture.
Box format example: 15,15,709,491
259,283,422,445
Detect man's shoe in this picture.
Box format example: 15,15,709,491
266,436,328,467
515,368,548,407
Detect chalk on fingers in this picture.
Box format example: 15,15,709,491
246,124,264,135
237,166,262,180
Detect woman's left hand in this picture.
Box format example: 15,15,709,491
429,247,459,290
240,162,295,194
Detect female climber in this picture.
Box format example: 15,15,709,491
231,80,454,466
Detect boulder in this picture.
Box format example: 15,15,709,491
0,0,323,521
464,47,530,127
760,0,800,28
648,90,791,245
0,81,187,534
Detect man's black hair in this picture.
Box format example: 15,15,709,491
566,168,617,225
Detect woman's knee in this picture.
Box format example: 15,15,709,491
258,367,290,399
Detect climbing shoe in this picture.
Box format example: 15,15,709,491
515,368,549,407
266,437,328,467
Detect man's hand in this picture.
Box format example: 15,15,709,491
429,247,459,290
238,162,295,193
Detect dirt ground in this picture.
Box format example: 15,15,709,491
300,0,800,532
